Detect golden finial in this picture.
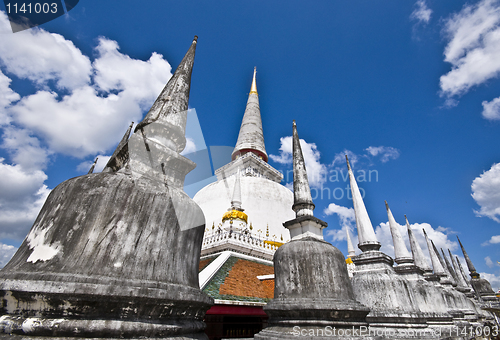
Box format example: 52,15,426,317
281,234,283,241
249,67,258,95
249,223,253,230
212,222,215,230
266,224,269,237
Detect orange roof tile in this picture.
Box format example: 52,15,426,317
219,259,274,299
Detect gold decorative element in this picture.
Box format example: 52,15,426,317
345,257,354,265
212,223,215,230
222,209,248,223
249,67,258,95
280,234,283,241
249,223,253,230
264,240,284,248
266,224,269,237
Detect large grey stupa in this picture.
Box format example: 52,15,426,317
0,36,213,339
255,121,370,340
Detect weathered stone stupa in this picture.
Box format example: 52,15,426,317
458,237,499,306
423,230,479,326
384,205,454,329
0,37,213,339
346,157,428,333
255,121,370,340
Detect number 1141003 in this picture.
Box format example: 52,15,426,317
6,2,58,14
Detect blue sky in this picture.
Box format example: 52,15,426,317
0,0,500,288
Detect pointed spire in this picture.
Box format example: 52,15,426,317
135,36,198,151
456,255,473,288
431,241,447,273
103,122,134,172
385,201,412,264
231,67,268,162
406,215,432,272
231,170,243,211
250,67,258,95
449,249,469,288
457,236,479,279
423,229,446,276
88,157,98,174
291,121,314,217
435,246,456,286
346,155,380,252
346,227,356,257
441,248,459,284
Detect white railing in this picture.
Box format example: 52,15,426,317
202,230,278,252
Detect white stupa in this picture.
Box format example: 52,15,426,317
193,68,294,260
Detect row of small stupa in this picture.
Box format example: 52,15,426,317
0,36,497,340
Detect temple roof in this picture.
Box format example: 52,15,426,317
199,252,274,304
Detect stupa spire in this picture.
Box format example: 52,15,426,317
456,255,473,287
88,157,98,174
346,227,356,257
291,120,314,217
385,201,412,264
406,215,432,272
441,248,459,284
283,121,326,240
457,236,479,279
135,36,198,152
231,67,268,162
346,155,380,251
231,170,243,211
423,229,446,276
103,122,134,172
449,249,469,289
250,67,258,94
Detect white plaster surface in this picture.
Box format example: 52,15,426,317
194,174,293,242
26,223,61,263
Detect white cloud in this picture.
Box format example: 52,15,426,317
324,203,358,251
0,242,17,268
410,0,432,24
331,149,360,169
471,163,500,222
270,136,328,188
1,127,51,171
323,202,457,263
440,0,500,97
0,12,173,159
365,146,400,163
181,137,197,155
483,235,500,246
482,96,500,120
485,256,496,268
9,38,172,157
331,147,400,171
0,70,20,124
0,158,50,240
480,272,500,291
0,11,180,246
324,203,355,232
0,11,91,90
375,219,457,262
